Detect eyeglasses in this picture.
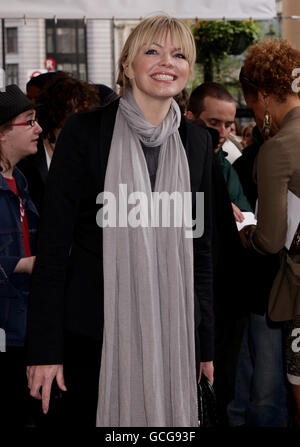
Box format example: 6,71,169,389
11,119,38,128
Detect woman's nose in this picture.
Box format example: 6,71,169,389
35,122,43,134
160,52,173,67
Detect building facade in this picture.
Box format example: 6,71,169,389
0,3,285,93
1,17,138,92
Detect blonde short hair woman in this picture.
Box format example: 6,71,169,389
26,15,214,427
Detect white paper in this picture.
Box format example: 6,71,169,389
285,190,300,250
236,212,257,232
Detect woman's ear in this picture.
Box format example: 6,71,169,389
123,62,134,80
258,90,270,107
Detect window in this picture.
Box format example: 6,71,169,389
6,27,18,54
78,28,85,54
46,19,87,81
56,63,86,81
6,64,19,85
46,28,54,53
56,28,76,53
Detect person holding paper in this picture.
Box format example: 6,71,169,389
186,84,253,424
229,127,288,428
186,82,252,221
239,39,300,426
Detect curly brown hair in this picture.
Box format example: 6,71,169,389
240,39,300,103
37,75,100,143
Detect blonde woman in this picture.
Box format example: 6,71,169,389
26,15,214,427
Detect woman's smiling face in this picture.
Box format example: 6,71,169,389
126,32,190,104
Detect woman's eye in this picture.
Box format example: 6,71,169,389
145,49,157,55
175,53,186,59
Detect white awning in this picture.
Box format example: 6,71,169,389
0,0,276,20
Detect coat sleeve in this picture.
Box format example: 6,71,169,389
222,156,252,212
26,113,87,365
194,136,214,363
184,122,214,364
0,256,21,279
251,139,292,254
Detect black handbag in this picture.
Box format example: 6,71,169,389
197,375,219,427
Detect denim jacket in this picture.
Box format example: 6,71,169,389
0,168,38,346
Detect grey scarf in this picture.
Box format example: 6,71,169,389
96,90,198,427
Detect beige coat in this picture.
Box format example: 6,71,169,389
251,106,300,321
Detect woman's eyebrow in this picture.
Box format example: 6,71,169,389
25,110,35,118
151,42,182,51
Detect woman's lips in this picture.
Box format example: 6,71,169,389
151,73,177,81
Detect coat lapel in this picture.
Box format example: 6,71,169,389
33,139,49,185
95,99,120,192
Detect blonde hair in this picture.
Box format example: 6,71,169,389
241,122,256,147
117,15,196,95
242,122,255,139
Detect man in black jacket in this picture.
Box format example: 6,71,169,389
186,84,251,425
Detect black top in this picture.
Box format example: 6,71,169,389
141,142,160,191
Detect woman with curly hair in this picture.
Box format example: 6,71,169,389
19,74,100,212
239,39,300,426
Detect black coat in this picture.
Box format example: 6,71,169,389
26,99,214,370
211,154,251,318
18,138,48,214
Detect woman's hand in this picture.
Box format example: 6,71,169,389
14,256,36,274
198,361,214,385
27,364,66,414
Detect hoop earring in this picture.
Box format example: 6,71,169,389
262,110,272,138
